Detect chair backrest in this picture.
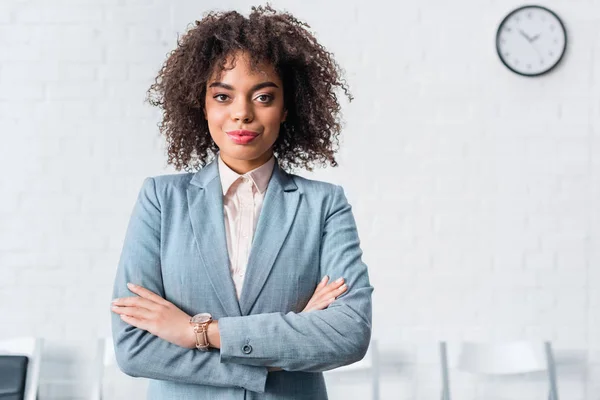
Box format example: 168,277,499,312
440,341,559,400
90,337,116,400
453,341,549,375
325,340,379,400
0,337,44,400
102,337,116,367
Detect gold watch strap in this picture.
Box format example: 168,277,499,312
193,322,211,351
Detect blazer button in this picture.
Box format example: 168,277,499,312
242,344,252,354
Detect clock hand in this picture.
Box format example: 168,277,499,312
530,33,540,42
518,29,532,42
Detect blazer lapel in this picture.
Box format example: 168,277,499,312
239,161,300,315
187,159,242,317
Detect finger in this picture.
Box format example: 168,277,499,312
309,297,337,311
320,278,344,294
111,305,153,320
329,277,345,287
126,283,169,305
334,283,348,298
311,279,346,303
315,275,329,291
312,277,344,297
304,277,346,312
112,305,151,319
119,314,146,330
112,296,159,311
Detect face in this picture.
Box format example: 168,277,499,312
204,51,287,174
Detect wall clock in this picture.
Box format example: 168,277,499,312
496,5,567,76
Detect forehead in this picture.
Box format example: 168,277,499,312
208,52,281,85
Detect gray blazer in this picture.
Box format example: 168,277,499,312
111,156,373,399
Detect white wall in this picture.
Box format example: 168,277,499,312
1,0,599,398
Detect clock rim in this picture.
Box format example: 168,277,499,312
495,4,568,77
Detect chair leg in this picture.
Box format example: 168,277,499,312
439,342,451,400
371,340,380,400
544,342,559,400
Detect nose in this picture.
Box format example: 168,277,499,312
230,98,254,123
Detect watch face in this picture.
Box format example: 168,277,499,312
496,5,567,76
191,313,212,324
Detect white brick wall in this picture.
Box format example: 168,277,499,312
1,0,599,398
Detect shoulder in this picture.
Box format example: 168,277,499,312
138,170,350,207
146,172,195,190
135,173,195,207
286,172,339,195
285,172,351,209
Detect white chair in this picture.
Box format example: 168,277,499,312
91,337,148,400
90,337,117,400
0,337,44,400
325,339,380,400
439,341,559,400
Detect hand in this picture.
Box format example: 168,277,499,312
302,276,347,312
267,276,347,372
111,283,196,349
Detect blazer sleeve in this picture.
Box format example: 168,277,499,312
218,184,373,372
111,177,269,393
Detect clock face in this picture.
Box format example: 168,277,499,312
496,5,567,76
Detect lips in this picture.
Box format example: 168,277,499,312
226,130,260,145
227,130,259,137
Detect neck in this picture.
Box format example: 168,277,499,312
219,150,273,174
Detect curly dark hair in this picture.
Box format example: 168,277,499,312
145,4,352,173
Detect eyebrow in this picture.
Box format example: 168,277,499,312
208,81,280,91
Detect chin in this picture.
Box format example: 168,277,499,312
221,147,269,160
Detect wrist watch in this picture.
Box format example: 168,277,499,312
189,312,213,351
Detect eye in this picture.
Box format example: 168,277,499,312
213,94,229,102
255,94,273,103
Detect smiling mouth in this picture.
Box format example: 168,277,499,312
226,130,260,137
226,130,260,145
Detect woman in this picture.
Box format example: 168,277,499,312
110,5,373,399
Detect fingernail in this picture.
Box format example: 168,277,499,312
321,275,328,282
341,284,347,289
127,283,136,289
112,299,119,304
335,277,344,283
